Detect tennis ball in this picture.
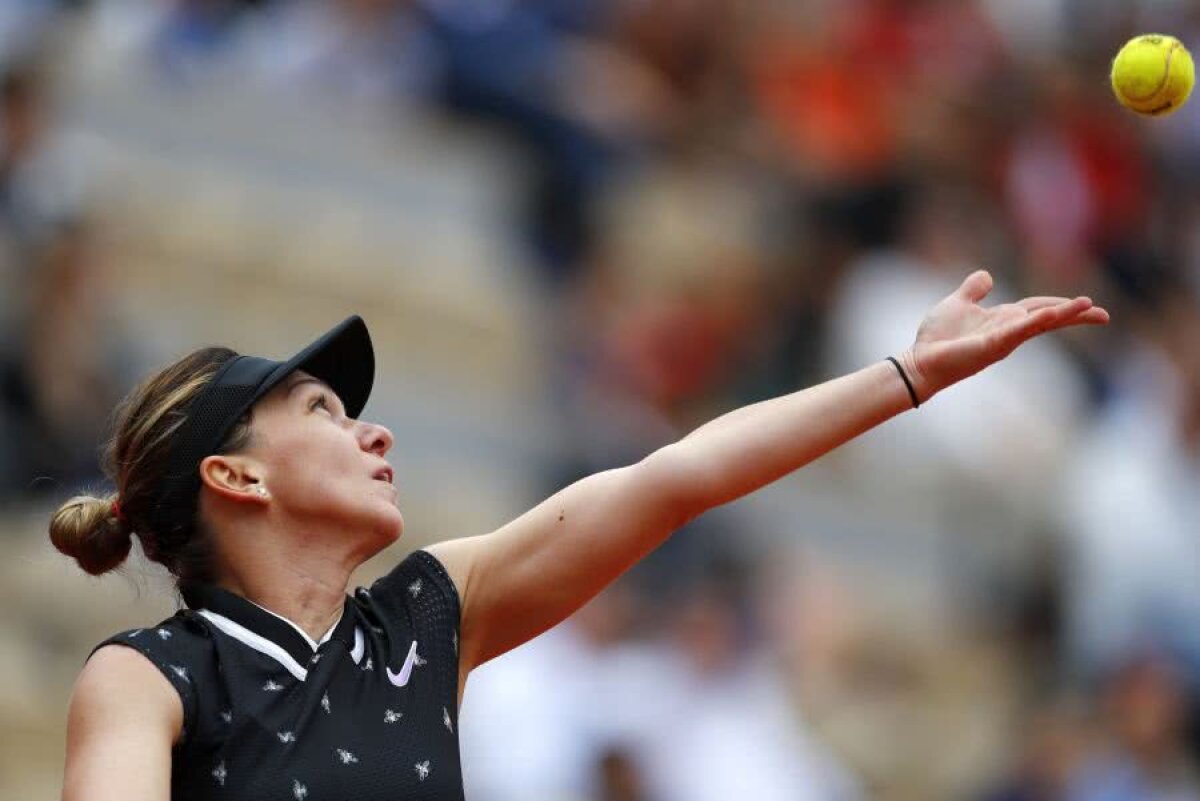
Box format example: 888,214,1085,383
1111,34,1194,116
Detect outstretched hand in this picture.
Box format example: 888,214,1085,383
898,270,1110,403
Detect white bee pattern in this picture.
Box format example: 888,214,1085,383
336,748,359,765
413,651,427,668
128,629,144,639
443,707,453,733
408,579,423,598
414,761,431,781
212,761,227,786
292,779,308,800
384,709,403,723
310,653,322,665
263,679,285,692
278,731,297,744
321,692,331,714
362,658,373,671
169,665,190,683
156,628,172,640
220,710,233,724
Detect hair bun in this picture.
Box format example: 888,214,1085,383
49,494,133,576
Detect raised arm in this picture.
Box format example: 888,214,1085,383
429,271,1109,675
62,645,180,801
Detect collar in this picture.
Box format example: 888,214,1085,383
249,599,343,651
182,583,362,681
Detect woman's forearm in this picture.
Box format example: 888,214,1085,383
667,360,914,511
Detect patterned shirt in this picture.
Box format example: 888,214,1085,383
92,550,463,801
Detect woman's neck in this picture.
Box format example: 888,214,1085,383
219,555,355,644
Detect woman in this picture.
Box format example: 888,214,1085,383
54,271,1107,800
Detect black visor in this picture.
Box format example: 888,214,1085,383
151,316,374,538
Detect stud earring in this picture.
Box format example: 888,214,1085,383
255,486,269,498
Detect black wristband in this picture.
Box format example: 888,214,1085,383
887,356,920,409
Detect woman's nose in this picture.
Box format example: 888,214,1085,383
358,421,394,456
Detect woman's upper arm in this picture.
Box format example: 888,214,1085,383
427,448,699,673
63,644,182,801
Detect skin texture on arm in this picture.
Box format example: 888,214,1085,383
62,645,181,801
429,271,1110,676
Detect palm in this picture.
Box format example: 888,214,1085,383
902,271,1109,402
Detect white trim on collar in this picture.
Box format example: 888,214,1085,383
198,609,310,681
197,609,366,681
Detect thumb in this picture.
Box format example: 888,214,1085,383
956,270,993,304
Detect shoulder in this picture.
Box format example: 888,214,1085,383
364,548,462,613
71,643,184,744
421,540,474,601
85,614,218,743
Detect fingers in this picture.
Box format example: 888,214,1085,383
1017,296,1112,322
997,297,1109,351
1017,296,1073,312
957,270,994,303
1073,307,1111,325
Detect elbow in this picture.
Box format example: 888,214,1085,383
636,443,719,529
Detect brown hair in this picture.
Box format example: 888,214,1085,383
49,347,254,584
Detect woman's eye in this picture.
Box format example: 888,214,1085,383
310,394,330,412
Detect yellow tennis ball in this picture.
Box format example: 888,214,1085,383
1111,34,1194,116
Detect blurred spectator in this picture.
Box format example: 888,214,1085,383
231,0,441,109
1059,286,1200,689
460,577,862,801
978,694,1093,801
1002,58,1150,289
1068,654,1200,801
597,746,652,801
0,219,136,497
151,0,263,83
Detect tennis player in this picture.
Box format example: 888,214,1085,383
53,270,1106,800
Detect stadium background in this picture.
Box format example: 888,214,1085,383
1,1,1199,799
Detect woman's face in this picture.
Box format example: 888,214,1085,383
238,370,401,552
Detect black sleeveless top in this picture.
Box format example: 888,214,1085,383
93,550,464,801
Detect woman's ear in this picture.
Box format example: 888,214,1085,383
199,454,269,505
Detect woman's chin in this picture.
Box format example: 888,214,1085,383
376,508,404,543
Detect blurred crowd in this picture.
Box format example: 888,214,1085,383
3,1,1200,800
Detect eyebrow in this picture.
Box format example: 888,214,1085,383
286,377,346,413
286,377,330,398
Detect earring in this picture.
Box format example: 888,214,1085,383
255,486,269,499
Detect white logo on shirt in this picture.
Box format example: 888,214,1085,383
384,709,403,723
212,761,227,786
336,748,359,765
414,761,431,781
321,692,331,714
443,707,453,733
278,731,296,743
293,779,307,800
408,579,423,597
386,641,421,688
263,679,285,691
